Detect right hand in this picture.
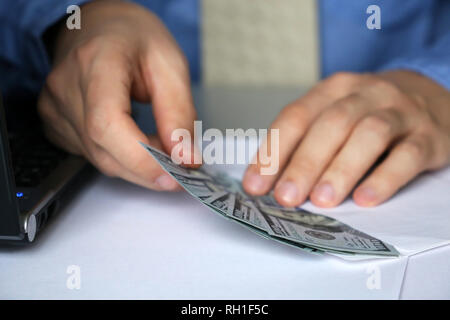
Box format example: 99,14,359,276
38,0,198,190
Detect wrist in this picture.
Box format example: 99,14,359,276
380,70,450,129
379,70,447,96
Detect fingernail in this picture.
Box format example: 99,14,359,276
355,186,377,205
244,172,266,193
313,182,335,205
155,174,178,190
275,181,299,205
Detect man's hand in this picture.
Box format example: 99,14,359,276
243,71,450,207
38,0,197,190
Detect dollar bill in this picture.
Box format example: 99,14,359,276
141,142,399,257
205,199,321,254
254,195,398,255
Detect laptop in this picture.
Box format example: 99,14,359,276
0,93,89,244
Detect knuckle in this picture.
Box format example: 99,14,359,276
415,108,437,133
73,37,103,64
291,157,316,177
277,103,309,130
358,115,393,141
329,162,354,180
320,103,353,127
410,93,427,110
371,77,396,91
398,139,427,167
326,72,359,86
85,112,111,145
146,40,189,74
367,77,402,100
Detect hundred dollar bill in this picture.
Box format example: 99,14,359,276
141,142,399,257
205,198,322,254
255,195,398,256
140,143,323,255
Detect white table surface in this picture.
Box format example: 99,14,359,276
0,172,412,299
2,161,449,299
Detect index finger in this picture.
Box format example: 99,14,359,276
141,40,200,167
82,52,180,190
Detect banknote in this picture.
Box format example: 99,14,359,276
254,195,398,255
141,142,399,257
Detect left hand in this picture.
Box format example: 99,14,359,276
243,70,450,208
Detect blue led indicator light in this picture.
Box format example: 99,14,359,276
16,192,24,198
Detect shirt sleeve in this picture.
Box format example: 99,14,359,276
0,0,200,106
0,0,91,103
379,29,450,91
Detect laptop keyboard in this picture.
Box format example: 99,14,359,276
9,133,68,187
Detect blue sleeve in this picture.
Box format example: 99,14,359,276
379,1,450,90
0,0,200,105
0,0,91,103
380,34,450,91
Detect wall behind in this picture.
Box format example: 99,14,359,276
202,0,319,86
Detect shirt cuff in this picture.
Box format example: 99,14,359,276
379,58,450,91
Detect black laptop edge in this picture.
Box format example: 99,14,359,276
0,93,90,244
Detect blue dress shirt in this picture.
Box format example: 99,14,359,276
0,0,449,106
